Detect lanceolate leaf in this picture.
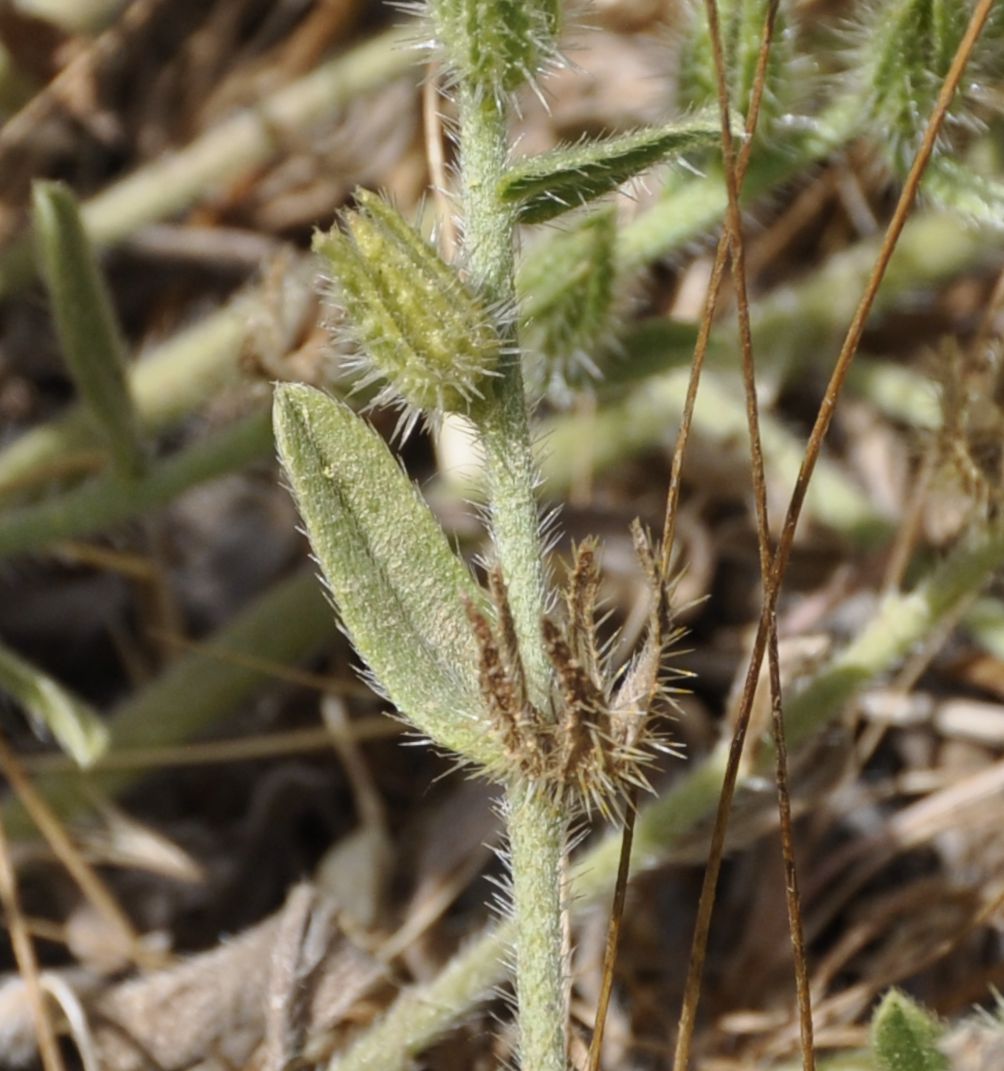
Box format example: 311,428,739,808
32,180,145,478
499,118,723,224
273,384,500,767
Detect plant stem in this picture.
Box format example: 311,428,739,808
456,84,565,1071
0,409,273,561
330,522,1004,1071
506,782,568,1071
458,88,549,696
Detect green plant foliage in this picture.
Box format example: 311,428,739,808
0,641,109,768
922,156,1004,226
428,0,560,96
852,0,980,175
871,990,948,1071
314,189,503,423
498,117,723,224
32,180,145,477
676,0,796,137
518,207,619,400
273,384,501,768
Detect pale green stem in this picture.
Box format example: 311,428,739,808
331,522,1004,1071
0,409,272,560
506,784,568,1071
456,85,565,1071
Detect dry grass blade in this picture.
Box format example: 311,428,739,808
673,0,816,1064
0,811,66,1071
0,735,151,970
672,2,999,1069
591,4,784,1069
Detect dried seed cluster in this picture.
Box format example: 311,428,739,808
467,528,684,818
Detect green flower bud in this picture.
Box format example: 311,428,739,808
428,0,561,97
314,190,503,423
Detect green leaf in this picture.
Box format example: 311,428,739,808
871,990,948,1071
32,180,145,478
498,118,724,224
0,641,109,768
273,384,501,767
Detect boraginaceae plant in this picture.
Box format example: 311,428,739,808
273,1,1003,1067
273,2,719,1066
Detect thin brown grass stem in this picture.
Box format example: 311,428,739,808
697,0,816,1064
0,811,67,1071
670,2,995,1068
674,0,799,1065
0,734,151,970
767,623,816,1069
658,0,781,576
586,785,637,1071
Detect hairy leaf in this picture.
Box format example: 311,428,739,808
499,119,723,224
872,990,948,1071
274,384,501,767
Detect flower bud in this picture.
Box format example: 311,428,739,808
429,0,560,97
315,190,503,418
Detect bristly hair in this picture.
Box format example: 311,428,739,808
466,531,688,820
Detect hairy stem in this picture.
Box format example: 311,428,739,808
507,784,568,1071
456,84,565,1071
